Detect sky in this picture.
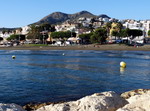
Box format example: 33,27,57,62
0,0,150,28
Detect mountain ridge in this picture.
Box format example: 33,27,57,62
35,11,110,25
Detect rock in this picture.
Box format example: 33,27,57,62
117,89,150,111
121,89,150,99
23,103,47,111
0,103,25,111
36,91,128,111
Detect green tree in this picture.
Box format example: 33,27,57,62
51,31,76,39
79,33,93,44
7,34,25,41
27,23,56,42
104,22,112,37
128,29,143,39
18,28,22,41
148,30,150,37
110,22,123,39
111,30,118,40
116,22,123,32
40,23,56,32
27,25,42,40
89,18,96,32
90,28,107,44
7,29,12,34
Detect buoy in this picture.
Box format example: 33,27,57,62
62,53,65,56
12,55,16,59
120,61,126,68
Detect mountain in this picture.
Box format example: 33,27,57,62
36,12,69,24
68,11,96,20
98,14,111,19
35,11,110,25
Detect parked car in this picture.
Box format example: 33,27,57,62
65,41,71,45
127,41,144,46
52,41,63,46
115,39,122,43
106,39,116,44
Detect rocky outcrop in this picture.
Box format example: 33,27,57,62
117,89,150,111
1,89,150,111
36,91,128,111
0,103,25,111
121,89,150,99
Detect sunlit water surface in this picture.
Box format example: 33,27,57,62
0,50,150,105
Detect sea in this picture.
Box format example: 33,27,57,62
0,50,150,105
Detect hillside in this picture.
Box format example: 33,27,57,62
35,11,110,25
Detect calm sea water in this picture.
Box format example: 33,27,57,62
0,50,150,105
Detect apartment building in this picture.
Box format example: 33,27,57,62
123,19,150,37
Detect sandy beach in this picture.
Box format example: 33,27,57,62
0,44,150,51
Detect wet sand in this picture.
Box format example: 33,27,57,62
0,44,150,51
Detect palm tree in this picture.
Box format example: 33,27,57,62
18,28,22,41
116,22,123,33
105,22,112,37
110,22,123,40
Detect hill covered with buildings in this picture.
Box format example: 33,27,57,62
0,10,150,46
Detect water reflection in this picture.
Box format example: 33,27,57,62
120,67,125,74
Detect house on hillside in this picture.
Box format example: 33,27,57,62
21,26,30,35
55,21,77,32
0,31,14,41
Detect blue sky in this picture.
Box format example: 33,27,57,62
0,0,150,28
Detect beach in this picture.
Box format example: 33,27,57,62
0,44,150,51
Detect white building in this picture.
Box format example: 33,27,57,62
55,22,77,32
0,31,13,41
140,20,150,37
21,25,30,35
123,20,150,37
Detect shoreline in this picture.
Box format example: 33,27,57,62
0,44,150,51
3,89,148,111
